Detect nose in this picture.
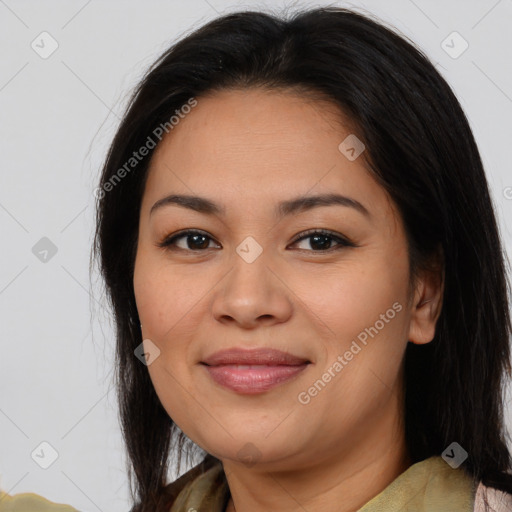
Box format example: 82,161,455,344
211,250,293,329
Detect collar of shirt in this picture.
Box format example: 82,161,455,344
158,455,477,512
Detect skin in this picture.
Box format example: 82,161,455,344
133,87,444,512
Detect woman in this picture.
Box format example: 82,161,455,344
2,5,511,512
94,5,512,511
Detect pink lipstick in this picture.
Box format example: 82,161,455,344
201,347,311,394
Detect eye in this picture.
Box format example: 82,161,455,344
157,228,355,253
289,229,355,252
157,229,220,251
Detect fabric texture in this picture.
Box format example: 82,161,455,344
156,454,512,512
0,491,79,511
156,454,230,512
473,481,512,512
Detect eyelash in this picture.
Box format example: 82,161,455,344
156,228,356,253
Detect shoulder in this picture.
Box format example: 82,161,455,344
473,481,512,512
0,490,79,511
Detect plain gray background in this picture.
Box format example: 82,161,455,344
1,0,511,510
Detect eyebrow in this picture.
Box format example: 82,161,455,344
149,193,371,219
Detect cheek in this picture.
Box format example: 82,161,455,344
133,254,200,429
298,259,408,345
294,267,408,439
296,259,409,405
133,251,213,389
134,249,199,340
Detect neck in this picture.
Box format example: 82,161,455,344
222,418,410,512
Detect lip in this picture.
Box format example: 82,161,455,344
201,364,310,394
200,347,311,394
201,347,310,366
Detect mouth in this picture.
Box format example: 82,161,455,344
200,347,311,394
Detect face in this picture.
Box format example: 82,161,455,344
133,87,438,472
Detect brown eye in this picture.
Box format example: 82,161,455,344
157,230,219,251
290,229,355,252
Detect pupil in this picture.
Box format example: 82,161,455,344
189,234,209,249
311,235,331,250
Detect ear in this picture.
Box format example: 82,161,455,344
408,247,444,345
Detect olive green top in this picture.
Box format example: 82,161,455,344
164,455,476,512
0,455,478,511
0,491,79,511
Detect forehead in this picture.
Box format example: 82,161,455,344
151,87,352,164
143,87,393,221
